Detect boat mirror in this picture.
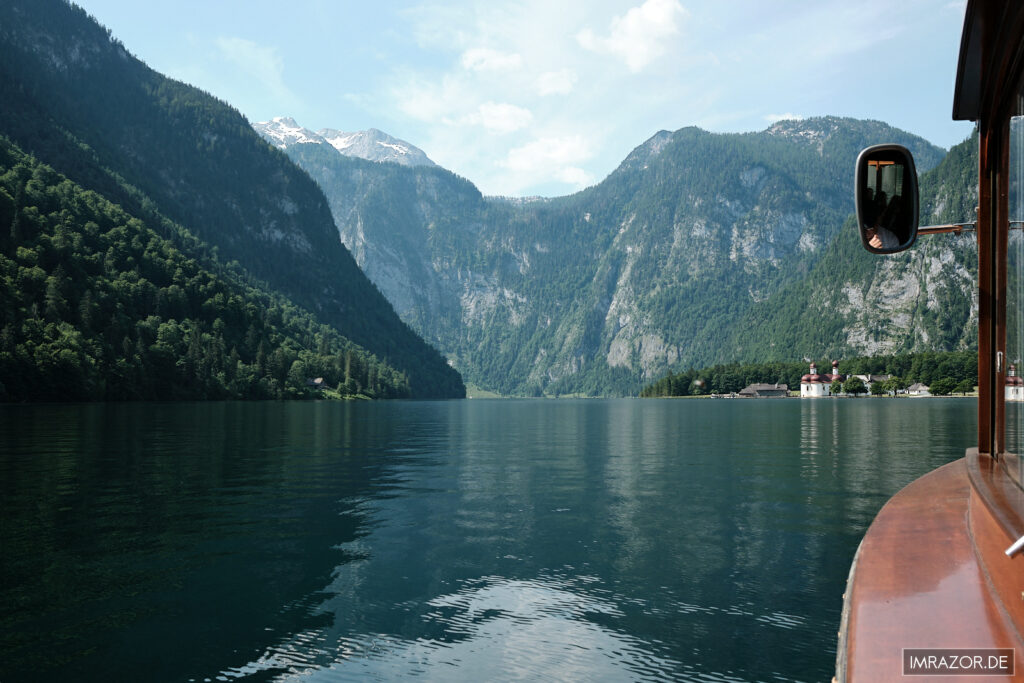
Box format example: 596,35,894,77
855,144,919,253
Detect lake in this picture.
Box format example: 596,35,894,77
0,398,976,682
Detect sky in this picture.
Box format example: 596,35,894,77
73,0,973,198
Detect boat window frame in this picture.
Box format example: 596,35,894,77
954,2,1024,463
1000,80,1024,488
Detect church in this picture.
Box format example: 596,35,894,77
799,361,844,398
1008,364,1024,402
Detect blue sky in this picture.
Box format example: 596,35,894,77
74,0,972,197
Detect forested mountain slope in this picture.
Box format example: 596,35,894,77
0,0,463,398
723,131,979,365
0,136,410,400
268,116,951,395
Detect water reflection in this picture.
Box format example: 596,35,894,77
0,402,402,682
0,399,976,682
225,574,688,681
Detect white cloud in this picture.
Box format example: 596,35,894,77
577,0,688,72
465,102,534,133
392,75,531,134
503,136,592,171
214,37,298,106
461,47,524,72
501,135,594,181
393,75,469,123
536,69,577,96
479,136,596,194
555,166,592,187
765,113,804,124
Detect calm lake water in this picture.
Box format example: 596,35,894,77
0,398,976,682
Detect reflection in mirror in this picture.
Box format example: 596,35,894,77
855,145,919,253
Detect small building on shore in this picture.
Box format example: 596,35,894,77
1007,364,1024,402
908,383,931,397
854,374,891,394
738,383,789,398
800,361,844,398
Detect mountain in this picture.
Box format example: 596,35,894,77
724,131,978,364
0,136,411,401
0,0,463,398
252,116,326,148
268,114,958,395
254,117,437,168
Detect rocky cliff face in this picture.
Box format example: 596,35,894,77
269,116,969,395
725,132,979,366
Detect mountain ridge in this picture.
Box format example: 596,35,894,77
0,0,972,399
0,134,413,401
254,117,438,168
0,0,464,398
269,114,959,395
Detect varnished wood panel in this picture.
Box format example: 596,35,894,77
841,459,1023,682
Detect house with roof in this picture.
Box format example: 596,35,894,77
854,374,892,394
907,383,931,397
738,383,789,398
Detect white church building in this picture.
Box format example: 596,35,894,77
1008,364,1024,402
800,361,844,398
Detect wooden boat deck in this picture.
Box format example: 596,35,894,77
837,457,1024,682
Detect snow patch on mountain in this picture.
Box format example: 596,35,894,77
377,140,412,156
321,131,358,151
318,127,437,168
253,117,324,148
254,117,438,168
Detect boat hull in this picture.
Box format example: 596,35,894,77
836,454,1024,681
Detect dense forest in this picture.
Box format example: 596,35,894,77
640,350,977,397
0,136,410,401
0,0,464,398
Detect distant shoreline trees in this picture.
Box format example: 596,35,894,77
640,351,977,398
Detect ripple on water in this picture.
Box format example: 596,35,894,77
211,572,813,682
213,574,714,681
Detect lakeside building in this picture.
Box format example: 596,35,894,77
1008,364,1024,402
907,383,931,397
738,383,789,398
799,361,844,398
853,374,891,394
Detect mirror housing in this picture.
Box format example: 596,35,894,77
855,144,919,253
